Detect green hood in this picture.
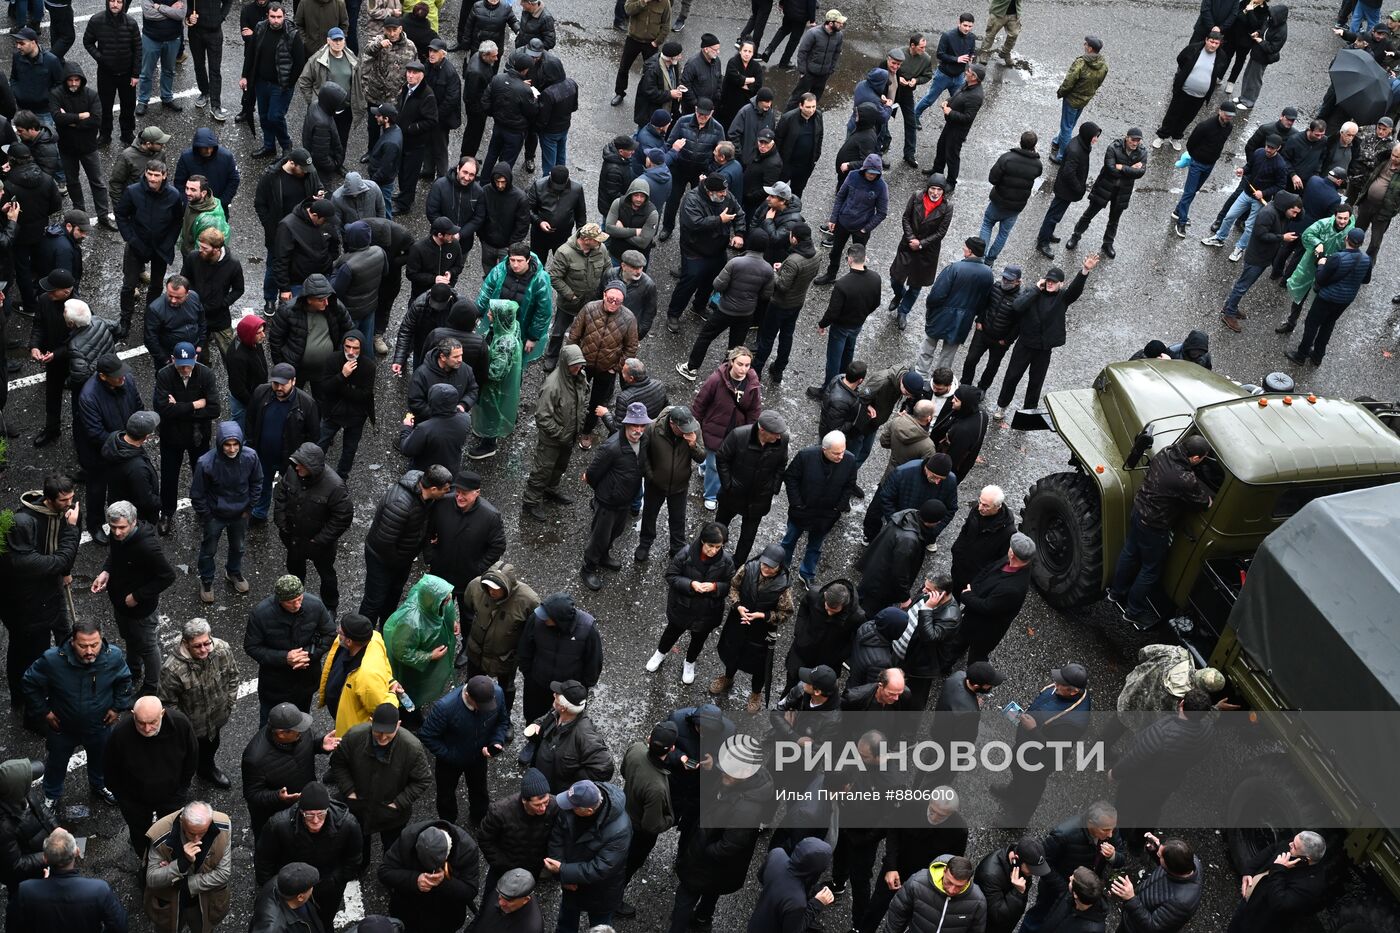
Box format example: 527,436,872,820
383,574,459,701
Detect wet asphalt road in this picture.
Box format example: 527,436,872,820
0,0,1392,928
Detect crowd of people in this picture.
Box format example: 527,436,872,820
0,0,1376,928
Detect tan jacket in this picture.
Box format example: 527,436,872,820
566,299,639,373
144,808,233,933
879,411,935,478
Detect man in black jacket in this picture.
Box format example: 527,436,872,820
244,574,336,722
423,41,460,178
115,160,183,341
926,64,984,192
1172,102,1237,237
949,485,1016,591
666,173,746,326
715,409,789,565
783,578,862,691
152,342,221,533
241,702,338,837
269,274,355,397
246,363,322,522
317,330,376,476
980,130,1044,264
360,466,454,625
274,442,353,612
242,3,307,158
580,403,650,591
1066,129,1148,257
273,199,341,300
1019,802,1125,932
84,0,141,147
407,336,479,419
1036,123,1099,258
1109,835,1202,933
253,150,324,311
953,532,1035,665
482,50,538,170
993,256,1097,419
427,470,507,593
50,65,110,225
858,798,968,933
253,782,362,931
405,221,464,303
1108,436,1212,629
102,696,196,860
394,60,438,214
812,244,883,408
92,500,177,694
103,412,162,523
856,500,947,618
460,46,497,158
181,229,246,357
1110,690,1216,855
425,156,486,254
976,836,1052,933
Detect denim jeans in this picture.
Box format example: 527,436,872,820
979,202,1021,263
667,252,725,318
380,180,396,218
915,71,965,118
228,395,246,431
1173,160,1214,224
702,450,720,502
1351,1,1381,31
1217,193,1262,251
1052,101,1083,154
1223,262,1266,316
539,131,567,176
781,520,829,582
139,34,179,103
253,451,278,518
255,81,293,150
198,514,247,583
823,324,863,386
44,727,110,798
483,127,525,169
1110,509,1172,616
889,279,924,318
850,430,875,466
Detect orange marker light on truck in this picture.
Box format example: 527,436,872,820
1096,465,1105,473
1258,398,1269,407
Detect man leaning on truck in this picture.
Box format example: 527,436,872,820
1107,435,1213,630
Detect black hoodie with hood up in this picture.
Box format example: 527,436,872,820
930,384,990,480
48,63,102,154
304,81,349,176
479,162,530,250
398,382,472,472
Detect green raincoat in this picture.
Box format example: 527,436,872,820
179,194,230,255
1287,214,1355,304
474,299,524,439
477,252,554,365
383,574,459,706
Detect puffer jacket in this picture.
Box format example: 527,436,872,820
517,597,603,690
102,431,160,522
0,758,56,892
975,846,1029,933
771,238,822,308
830,153,889,232
190,422,262,520
534,344,589,443
1118,856,1203,933
0,496,78,636
253,798,362,895
713,247,776,317
303,81,348,176
398,382,472,472
1058,52,1108,108
857,508,929,611
83,6,141,79
1315,245,1372,303
692,362,762,452
6,159,59,244
66,319,117,389
464,560,540,675
881,858,990,933
175,128,242,208
244,589,336,706
159,637,240,738
48,64,102,154
332,224,390,324
420,683,507,767
1054,126,1097,203
641,406,706,492
425,173,487,246
144,290,206,364
464,0,518,52
795,23,842,76
268,276,355,365
547,781,630,913
976,278,1022,341
585,428,643,509
364,469,435,565
664,526,734,629
547,238,610,316
597,140,635,216
526,710,615,792
1087,138,1148,209
115,176,183,262
477,785,558,875
847,609,905,687
987,145,1044,211
817,375,872,439
273,441,353,549
848,67,892,134
240,725,334,830
716,422,788,511
879,411,936,478
667,112,727,168
566,299,639,372
22,637,133,736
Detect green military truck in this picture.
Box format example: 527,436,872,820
1019,359,1400,930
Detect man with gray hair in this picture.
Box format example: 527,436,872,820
598,357,667,435
1229,831,1327,932
780,430,860,584
15,828,126,932
160,619,240,789
91,498,176,694
948,484,1015,591
953,531,1035,665
144,800,233,933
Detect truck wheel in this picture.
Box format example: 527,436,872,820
1022,472,1103,608
1323,897,1400,933
1225,754,1334,875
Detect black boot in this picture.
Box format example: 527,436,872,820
1275,303,1301,334
1065,232,1080,250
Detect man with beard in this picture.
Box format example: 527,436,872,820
242,3,307,157
274,442,354,612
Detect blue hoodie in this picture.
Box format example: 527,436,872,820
175,127,242,209
847,67,892,134
631,122,669,174
829,153,889,233
191,421,263,520
642,162,674,216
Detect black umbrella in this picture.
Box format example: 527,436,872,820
1329,48,1392,125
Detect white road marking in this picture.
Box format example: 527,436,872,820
114,84,203,112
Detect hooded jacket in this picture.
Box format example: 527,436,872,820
463,563,540,677
332,223,390,324
48,64,102,154
332,173,386,226
1250,4,1288,65
1243,190,1300,265
1053,124,1098,203
406,347,479,421
833,102,881,178
882,858,990,933
304,82,349,176
517,596,603,690
274,441,353,549
0,758,56,892
0,495,78,634
674,768,773,895
102,430,161,522
534,343,589,442
245,589,336,707
425,173,486,246
547,781,630,912
604,178,659,257
191,421,263,520
398,382,471,472
383,574,458,702
99,516,177,619
748,838,833,933
378,820,480,933
848,67,892,134
226,316,270,406
1058,52,1108,108
364,469,436,565
22,637,134,735
174,129,242,209
930,385,988,480
664,526,735,628
1169,329,1213,370
848,608,905,686
479,164,531,249
269,276,355,366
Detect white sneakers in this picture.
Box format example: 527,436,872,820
1224,81,1235,95
1229,247,1244,262
704,499,717,511
992,407,1006,421
683,661,696,684
1171,139,1184,152
1152,137,1165,149
645,650,666,673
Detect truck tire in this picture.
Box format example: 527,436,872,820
1225,754,1334,875
1022,471,1103,608
1323,896,1400,933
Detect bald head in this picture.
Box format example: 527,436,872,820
134,696,165,737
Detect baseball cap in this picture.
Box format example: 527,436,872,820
268,701,313,732
431,215,460,236
695,97,715,114
1014,837,1053,876
372,102,399,119
1281,106,1299,119
38,269,75,291
371,702,401,733
1045,266,1067,283
557,780,602,810
383,15,402,26
667,405,700,433
1328,166,1348,180
1051,662,1089,689
126,410,160,439
285,147,313,166
270,362,297,384
799,665,839,696
550,679,588,705
1002,265,1022,281
466,674,497,711
96,353,130,378
139,126,172,144
173,342,197,364
763,181,793,200
327,26,345,39
62,209,92,233
13,26,37,40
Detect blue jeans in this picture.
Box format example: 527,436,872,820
851,430,875,466
15,0,41,22
1351,1,1381,31
1223,262,1266,316
702,450,720,502
139,34,179,103
1174,160,1214,224
979,202,1021,263
198,514,247,582
253,452,278,518
539,131,567,176
823,323,863,386
228,395,246,432
353,313,376,358
1217,194,1262,251
255,81,293,150
43,727,110,798
781,521,829,582
915,71,965,119
380,180,396,218
1051,101,1082,154
1110,509,1172,616
483,127,525,169
890,279,924,318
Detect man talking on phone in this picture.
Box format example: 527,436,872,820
1226,831,1327,932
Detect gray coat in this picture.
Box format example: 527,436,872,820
796,24,843,77
712,248,775,317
